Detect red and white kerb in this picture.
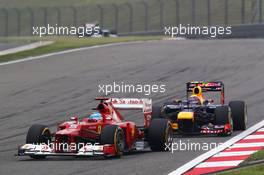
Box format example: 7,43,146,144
184,127,264,175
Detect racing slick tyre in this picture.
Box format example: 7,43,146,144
229,101,247,131
148,119,173,151
26,124,51,159
100,125,125,157
214,106,233,136
152,105,161,119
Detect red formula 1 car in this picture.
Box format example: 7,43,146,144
17,98,172,159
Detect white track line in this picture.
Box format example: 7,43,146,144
0,41,53,56
0,41,148,67
196,160,243,168
257,128,264,132
168,119,264,175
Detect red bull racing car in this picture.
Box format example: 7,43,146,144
17,98,172,159
153,81,247,136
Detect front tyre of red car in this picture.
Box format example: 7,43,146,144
100,125,125,157
26,124,51,159
148,119,173,151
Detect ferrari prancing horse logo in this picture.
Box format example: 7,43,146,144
97,125,102,134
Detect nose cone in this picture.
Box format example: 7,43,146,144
56,128,80,136
177,111,194,121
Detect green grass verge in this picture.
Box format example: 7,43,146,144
0,36,162,63
217,163,264,175
216,149,264,175
245,149,264,162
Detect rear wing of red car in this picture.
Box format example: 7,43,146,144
110,98,152,127
96,97,152,112
96,97,152,127
108,98,152,113
186,81,225,104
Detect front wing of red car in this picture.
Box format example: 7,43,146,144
17,143,116,157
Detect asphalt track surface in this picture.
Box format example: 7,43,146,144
1,39,264,175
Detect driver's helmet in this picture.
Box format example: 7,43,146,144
88,112,102,121
189,96,202,105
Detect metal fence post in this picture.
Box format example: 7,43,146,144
192,0,196,25
259,0,263,23
55,7,61,26
225,0,229,25
14,8,21,36
207,0,211,26
251,0,261,23
126,3,133,33
175,0,180,26
159,0,164,29
71,6,77,26
241,0,245,24
27,7,34,36
112,4,119,32
97,5,104,29
42,7,48,27
1,8,9,36
142,0,148,31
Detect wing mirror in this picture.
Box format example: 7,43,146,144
204,99,214,105
208,99,214,103
70,116,78,123
173,99,182,103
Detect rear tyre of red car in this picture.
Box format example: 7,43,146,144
26,124,51,159
229,101,247,131
100,125,125,157
148,119,173,151
214,106,233,136
152,105,161,119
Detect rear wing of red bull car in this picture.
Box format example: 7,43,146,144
186,81,225,104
